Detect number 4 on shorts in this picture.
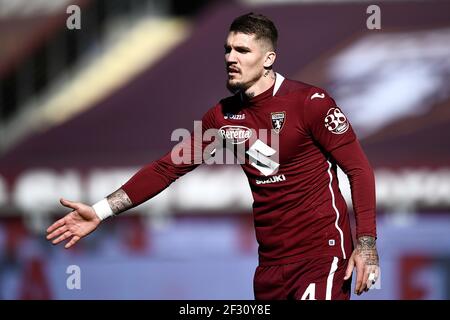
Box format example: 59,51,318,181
301,283,316,300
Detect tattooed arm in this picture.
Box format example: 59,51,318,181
46,188,133,249
344,235,380,295
356,236,379,266
329,139,378,295
46,97,221,249
106,188,133,215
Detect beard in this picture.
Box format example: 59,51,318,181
226,79,247,94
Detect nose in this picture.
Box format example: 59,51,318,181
225,49,237,63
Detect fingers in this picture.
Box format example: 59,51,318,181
358,267,369,294
65,236,80,249
52,231,72,245
344,257,354,280
374,266,380,281
46,198,78,238
46,217,66,233
46,225,68,241
358,265,380,295
47,226,81,249
354,260,365,295
365,266,380,290
366,268,374,290
60,198,80,210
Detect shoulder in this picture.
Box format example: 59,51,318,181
276,78,313,97
277,79,334,105
217,94,241,114
204,95,235,116
201,94,239,126
276,79,337,116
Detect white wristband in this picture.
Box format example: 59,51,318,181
92,198,114,221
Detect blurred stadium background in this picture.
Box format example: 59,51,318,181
0,0,450,300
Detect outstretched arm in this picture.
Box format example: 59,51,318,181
106,188,133,214
49,127,216,242
46,139,212,249
47,106,220,249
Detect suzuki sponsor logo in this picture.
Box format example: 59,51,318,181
219,125,252,145
256,174,286,185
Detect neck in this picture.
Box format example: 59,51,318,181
244,70,276,98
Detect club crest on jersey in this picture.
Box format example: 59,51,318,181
271,112,286,133
324,107,349,134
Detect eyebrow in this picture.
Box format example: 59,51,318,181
224,44,251,51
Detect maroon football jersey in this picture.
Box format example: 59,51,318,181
122,74,376,266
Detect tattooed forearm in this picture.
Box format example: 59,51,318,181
356,236,379,266
358,236,376,249
106,189,133,215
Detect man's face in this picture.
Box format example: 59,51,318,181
224,31,270,93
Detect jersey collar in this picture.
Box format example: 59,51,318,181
273,72,285,96
242,72,286,105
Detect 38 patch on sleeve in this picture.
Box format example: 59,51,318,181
324,107,349,134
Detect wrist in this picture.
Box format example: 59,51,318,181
357,235,377,249
92,198,113,221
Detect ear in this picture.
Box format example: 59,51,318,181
263,51,276,68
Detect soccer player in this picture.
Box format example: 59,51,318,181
46,13,379,300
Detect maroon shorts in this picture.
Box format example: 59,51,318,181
254,256,351,300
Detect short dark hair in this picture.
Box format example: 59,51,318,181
229,13,278,50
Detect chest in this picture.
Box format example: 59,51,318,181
216,97,311,168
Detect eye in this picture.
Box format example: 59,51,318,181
237,48,250,53
224,46,231,54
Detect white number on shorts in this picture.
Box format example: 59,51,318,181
300,283,316,300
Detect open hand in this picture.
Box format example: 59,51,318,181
46,198,101,249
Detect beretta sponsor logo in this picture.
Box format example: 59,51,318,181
219,125,252,145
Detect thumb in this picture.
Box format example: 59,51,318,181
60,198,79,210
344,257,355,280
